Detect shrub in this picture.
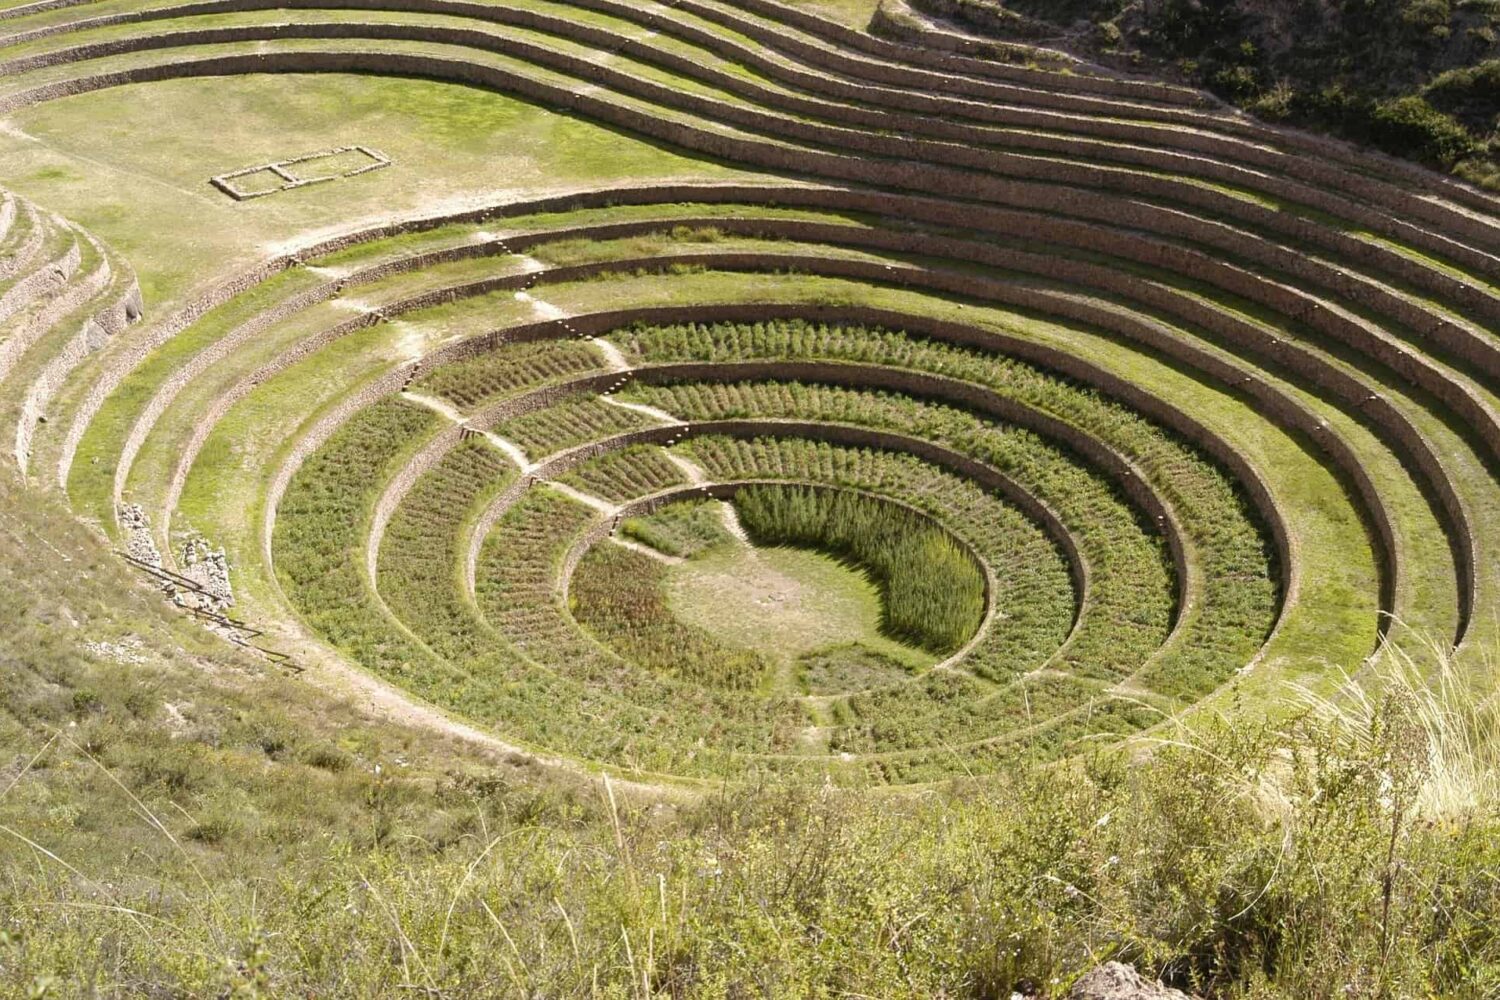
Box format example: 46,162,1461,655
300,744,352,772
1425,58,1500,128
1368,95,1479,166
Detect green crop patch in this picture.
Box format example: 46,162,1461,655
571,541,774,690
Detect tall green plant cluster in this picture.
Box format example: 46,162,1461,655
733,484,985,654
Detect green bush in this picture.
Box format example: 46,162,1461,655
1425,58,1500,128
1368,95,1479,166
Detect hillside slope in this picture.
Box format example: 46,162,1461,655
895,0,1500,185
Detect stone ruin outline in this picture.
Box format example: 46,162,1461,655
210,144,391,201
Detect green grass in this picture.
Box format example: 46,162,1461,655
734,483,986,655
665,532,935,673
272,397,445,677
270,413,1137,779
276,407,785,779
375,438,518,665
254,381,1082,779
0,72,751,310
3,496,1497,995
46,254,1398,785
1,0,1498,988
90,242,1428,716
517,265,1400,682
63,266,327,524
775,0,883,26
473,487,817,774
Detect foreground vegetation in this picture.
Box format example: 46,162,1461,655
5,483,1498,996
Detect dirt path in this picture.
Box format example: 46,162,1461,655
400,391,533,469
719,500,751,544
591,337,631,372
600,395,683,425
546,480,618,514
663,450,708,484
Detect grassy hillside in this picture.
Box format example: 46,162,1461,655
903,0,1500,185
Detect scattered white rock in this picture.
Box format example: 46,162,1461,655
83,635,148,665
117,503,161,569
1068,962,1199,1000
177,536,234,610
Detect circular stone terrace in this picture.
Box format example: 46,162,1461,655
0,0,1496,786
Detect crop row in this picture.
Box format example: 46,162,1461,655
556,444,688,504
411,339,603,412
472,487,814,763
618,319,1279,698
375,438,516,663
281,406,828,777
496,393,666,459
230,383,1169,780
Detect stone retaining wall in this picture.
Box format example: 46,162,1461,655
11,21,1497,300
